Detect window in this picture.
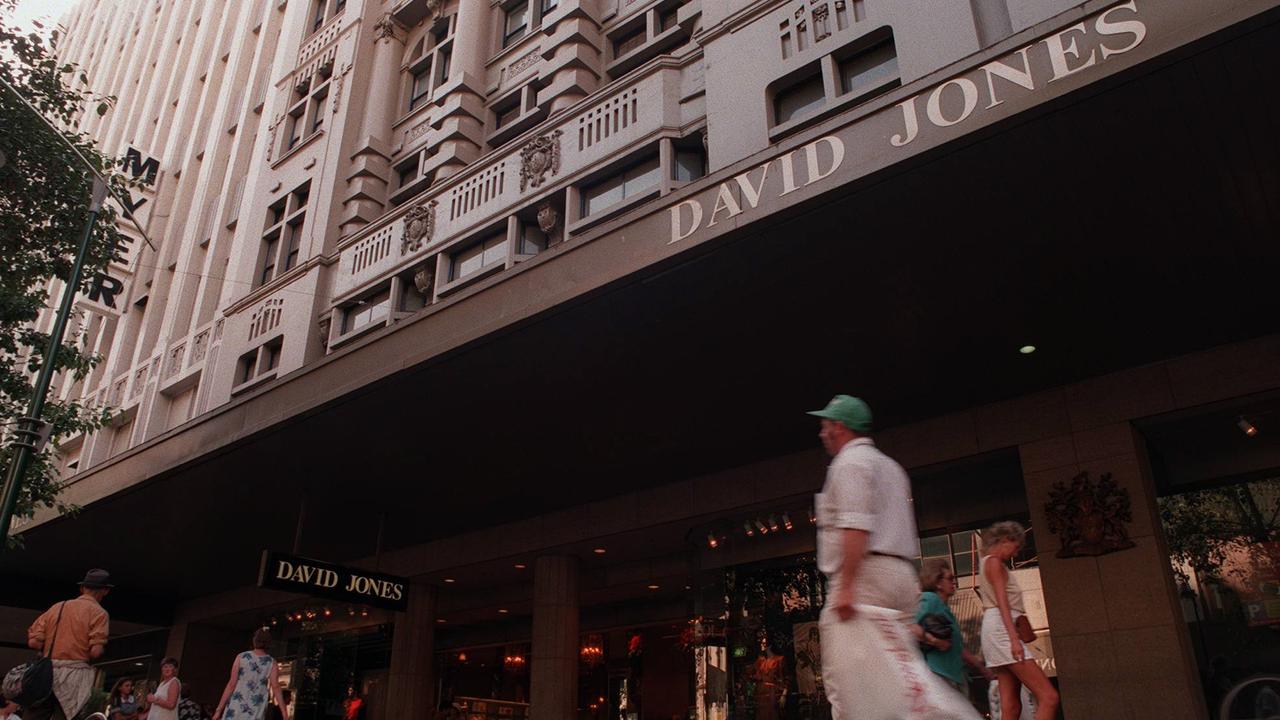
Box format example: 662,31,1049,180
581,155,661,217
658,5,680,32
449,233,506,281
517,221,547,258
771,31,900,133
613,25,645,58
342,289,391,333
404,17,455,114
503,1,529,47
307,0,344,35
674,148,706,183
541,0,557,13
259,233,279,286
409,65,432,111
310,0,326,32
494,99,521,129
839,38,900,99
255,182,310,288
281,74,330,155
236,349,257,385
397,154,420,189
235,338,284,389
774,73,825,125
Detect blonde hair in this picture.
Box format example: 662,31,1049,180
981,520,1026,552
919,558,953,592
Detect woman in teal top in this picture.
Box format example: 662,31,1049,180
916,559,993,694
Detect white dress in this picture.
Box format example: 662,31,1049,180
147,678,180,720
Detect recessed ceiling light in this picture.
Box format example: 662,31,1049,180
1019,345,1037,355
647,584,660,590
514,563,527,570
436,619,447,624
592,548,606,555
443,578,455,583
498,608,509,614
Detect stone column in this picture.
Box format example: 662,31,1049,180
385,583,437,719
1021,416,1207,719
339,13,405,236
530,555,579,720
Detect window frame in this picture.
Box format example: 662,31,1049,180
255,182,311,289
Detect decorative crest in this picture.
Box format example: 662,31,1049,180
520,130,562,192
401,199,437,254
1044,471,1136,558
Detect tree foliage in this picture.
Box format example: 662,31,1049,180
1159,477,1280,586
0,0,130,540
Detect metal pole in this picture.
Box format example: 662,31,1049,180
0,176,109,549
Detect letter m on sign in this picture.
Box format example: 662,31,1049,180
121,147,159,186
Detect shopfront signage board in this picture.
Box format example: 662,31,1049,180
258,550,409,611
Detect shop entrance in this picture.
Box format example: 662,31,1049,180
1145,396,1280,720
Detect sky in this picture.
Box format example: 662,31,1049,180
8,0,81,36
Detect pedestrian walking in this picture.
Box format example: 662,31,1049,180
24,569,113,720
1,699,21,720
808,395,978,719
211,629,288,720
142,660,179,720
915,559,993,696
978,521,1059,720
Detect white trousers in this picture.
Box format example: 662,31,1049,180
820,558,981,720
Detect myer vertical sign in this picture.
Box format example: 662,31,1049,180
258,551,409,611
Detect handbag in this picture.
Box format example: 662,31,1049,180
2,601,65,705
917,612,953,653
1014,614,1036,644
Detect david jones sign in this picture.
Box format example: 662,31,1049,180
669,1,1147,245
258,551,409,611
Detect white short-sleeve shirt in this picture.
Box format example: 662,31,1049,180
815,438,919,585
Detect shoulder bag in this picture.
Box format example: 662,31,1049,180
2,601,66,705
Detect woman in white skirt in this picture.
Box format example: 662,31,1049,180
979,522,1059,720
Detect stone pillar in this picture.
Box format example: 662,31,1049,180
339,13,405,237
1021,415,1207,720
385,583,437,720
530,555,578,720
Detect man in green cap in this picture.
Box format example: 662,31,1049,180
808,396,978,719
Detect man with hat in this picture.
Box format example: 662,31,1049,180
24,570,113,720
809,396,978,719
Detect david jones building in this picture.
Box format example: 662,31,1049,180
4,0,1280,718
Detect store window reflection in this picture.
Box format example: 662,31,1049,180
272,615,393,720
436,645,530,718
1145,402,1280,719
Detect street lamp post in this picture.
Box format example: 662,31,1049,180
0,176,109,548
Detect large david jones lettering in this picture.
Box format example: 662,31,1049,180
889,1,1147,147
669,135,845,244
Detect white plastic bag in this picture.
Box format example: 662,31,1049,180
821,605,981,720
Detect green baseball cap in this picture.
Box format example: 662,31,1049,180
807,395,873,432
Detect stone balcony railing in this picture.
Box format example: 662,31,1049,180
334,61,683,301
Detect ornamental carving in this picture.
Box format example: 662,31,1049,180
536,201,560,244
520,130,562,192
373,14,400,42
401,199,437,254
413,265,434,296
266,114,283,161
317,314,332,345
1044,471,1136,558
508,49,541,79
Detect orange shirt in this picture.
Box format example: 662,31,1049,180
27,595,110,661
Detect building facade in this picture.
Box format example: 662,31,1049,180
5,0,1280,718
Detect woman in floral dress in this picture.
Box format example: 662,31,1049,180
212,629,289,720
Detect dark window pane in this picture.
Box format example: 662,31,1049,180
775,73,825,124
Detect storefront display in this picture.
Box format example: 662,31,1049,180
268,610,393,720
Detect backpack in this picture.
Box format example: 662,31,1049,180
2,601,66,706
